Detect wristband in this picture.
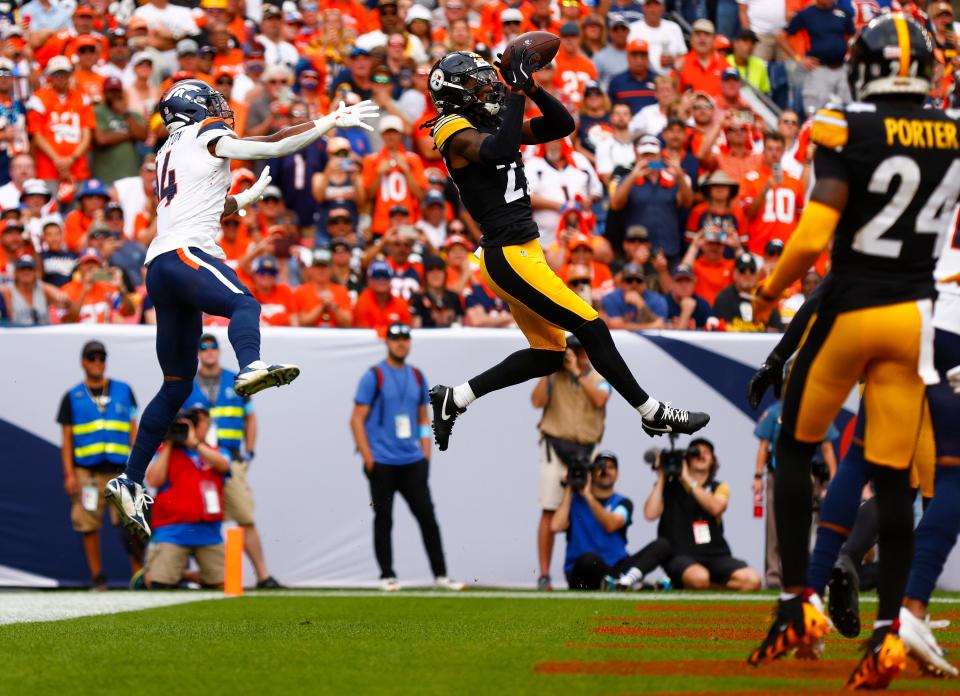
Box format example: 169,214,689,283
754,473,764,480
418,424,431,439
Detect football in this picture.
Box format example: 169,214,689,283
499,31,561,74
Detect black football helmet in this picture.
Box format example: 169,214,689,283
428,51,507,123
159,78,234,132
847,13,934,101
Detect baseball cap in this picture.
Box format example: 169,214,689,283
176,38,199,56
0,58,13,76
931,1,953,17
253,255,279,274
21,179,52,200
583,80,603,96
702,226,725,243
636,134,661,156
104,76,123,92
424,190,445,206
560,22,580,37
262,185,283,201
625,225,649,241
691,18,715,34
621,262,645,280
380,114,405,134
198,333,219,350
386,322,411,339
721,67,742,82
126,16,148,31
78,178,109,199
664,116,687,130
368,259,393,279
501,7,523,23
327,206,352,221
608,14,629,29
88,225,113,240
45,55,73,75
735,252,758,273
14,254,36,270
735,28,759,42
74,5,95,17
75,34,99,49
77,247,104,265
672,263,695,280
444,234,472,250
568,233,593,252
406,4,431,23
764,239,785,256
714,34,731,51
261,5,282,19
626,38,649,54
423,255,446,271
2,219,24,232
131,51,153,66
389,203,410,217
331,237,351,251
312,247,332,265
350,46,371,57
81,340,107,358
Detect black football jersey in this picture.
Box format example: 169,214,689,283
810,101,960,312
432,113,540,248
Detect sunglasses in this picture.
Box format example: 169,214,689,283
199,341,219,351
569,279,591,288
257,269,279,276
387,333,411,341
726,127,747,133
379,5,398,14
268,78,287,85
373,74,392,84
623,277,644,284
216,78,234,86
83,352,106,362
106,212,123,220
328,215,351,224
503,20,521,25
780,119,798,126
693,103,713,110
78,46,98,53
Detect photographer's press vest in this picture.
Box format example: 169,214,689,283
658,478,731,557
68,380,134,468
538,370,606,445
187,370,245,456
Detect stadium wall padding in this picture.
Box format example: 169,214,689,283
1,325,957,590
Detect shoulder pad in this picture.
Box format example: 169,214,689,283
198,117,230,136
432,114,475,151
811,107,848,150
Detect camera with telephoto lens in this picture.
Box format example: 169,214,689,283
644,434,693,482
567,456,591,492
167,421,189,445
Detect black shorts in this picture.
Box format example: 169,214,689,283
665,554,748,587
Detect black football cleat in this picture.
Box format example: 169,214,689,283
828,553,862,639
430,385,465,452
642,402,710,437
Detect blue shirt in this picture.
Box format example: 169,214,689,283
564,493,632,572
20,0,72,31
152,522,222,547
665,293,715,328
267,142,327,229
786,4,855,65
355,361,429,465
616,173,682,257
754,401,839,470
602,286,668,321
607,69,658,114
464,283,511,315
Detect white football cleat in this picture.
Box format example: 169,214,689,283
380,577,401,592
899,607,958,677
104,474,153,539
234,361,300,397
435,576,465,591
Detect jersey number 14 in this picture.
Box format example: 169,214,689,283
157,151,178,207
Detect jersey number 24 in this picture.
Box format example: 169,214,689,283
157,152,178,207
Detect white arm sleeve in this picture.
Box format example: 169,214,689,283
214,123,325,161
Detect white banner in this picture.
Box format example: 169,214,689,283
1,325,956,590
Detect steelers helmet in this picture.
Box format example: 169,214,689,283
428,51,507,122
847,13,935,101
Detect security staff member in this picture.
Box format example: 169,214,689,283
57,340,140,590
531,335,611,591
349,322,463,592
186,333,282,589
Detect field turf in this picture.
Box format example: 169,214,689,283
2,591,959,695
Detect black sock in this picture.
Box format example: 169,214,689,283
840,497,879,567
870,464,913,624
617,538,672,576
467,348,565,399
573,318,650,408
774,433,817,588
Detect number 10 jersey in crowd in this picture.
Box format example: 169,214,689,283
145,117,236,265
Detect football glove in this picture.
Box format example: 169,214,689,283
747,356,784,410
495,44,535,93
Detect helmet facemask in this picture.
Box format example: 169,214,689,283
463,67,507,122
208,90,236,130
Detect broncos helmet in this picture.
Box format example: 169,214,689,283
428,51,507,123
159,78,234,133
847,13,935,101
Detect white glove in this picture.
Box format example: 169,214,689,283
947,364,960,395
232,165,272,209
314,100,379,134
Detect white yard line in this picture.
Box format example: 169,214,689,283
0,591,223,626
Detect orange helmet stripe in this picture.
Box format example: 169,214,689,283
893,13,911,77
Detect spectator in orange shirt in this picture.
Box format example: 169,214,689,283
362,115,427,236
354,259,412,331
217,214,255,270
64,179,110,253
739,131,805,255
211,67,248,137
554,22,599,106
72,35,107,104
697,111,762,183
61,247,134,323
678,19,725,98
27,56,95,185
557,233,614,298
249,255,298,327
294,247,354,327
680,226,735,305
442,232,477,295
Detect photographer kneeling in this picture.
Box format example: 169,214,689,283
645,438,761,591
143,407,231,589
552,452,671,591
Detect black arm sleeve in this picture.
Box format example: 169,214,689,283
478,93,526,165
527,87,576,143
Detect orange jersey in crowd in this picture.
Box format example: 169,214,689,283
479,0,534,44
61,279,119,323
26,87,95,181
253,283,297,326
553,51,598,103
63,209,96,253
557,260,613,293
692,256,733,305
678,51,725,97
353,289,411,331
293,282,353,327
74,68,106,104
739,166,806,255
361,147,427,234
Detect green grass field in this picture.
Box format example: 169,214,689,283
2,591,959,695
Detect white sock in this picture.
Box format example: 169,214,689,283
874,619,893,630
244,360,268,371
619,567,643,586
637,397,660,418
452,382,476,409
779,591,799,602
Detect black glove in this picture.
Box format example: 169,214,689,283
495,45,535,93
746,357,784,410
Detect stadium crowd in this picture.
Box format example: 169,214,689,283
3,0,957,332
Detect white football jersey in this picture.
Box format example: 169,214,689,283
145,117,236,265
